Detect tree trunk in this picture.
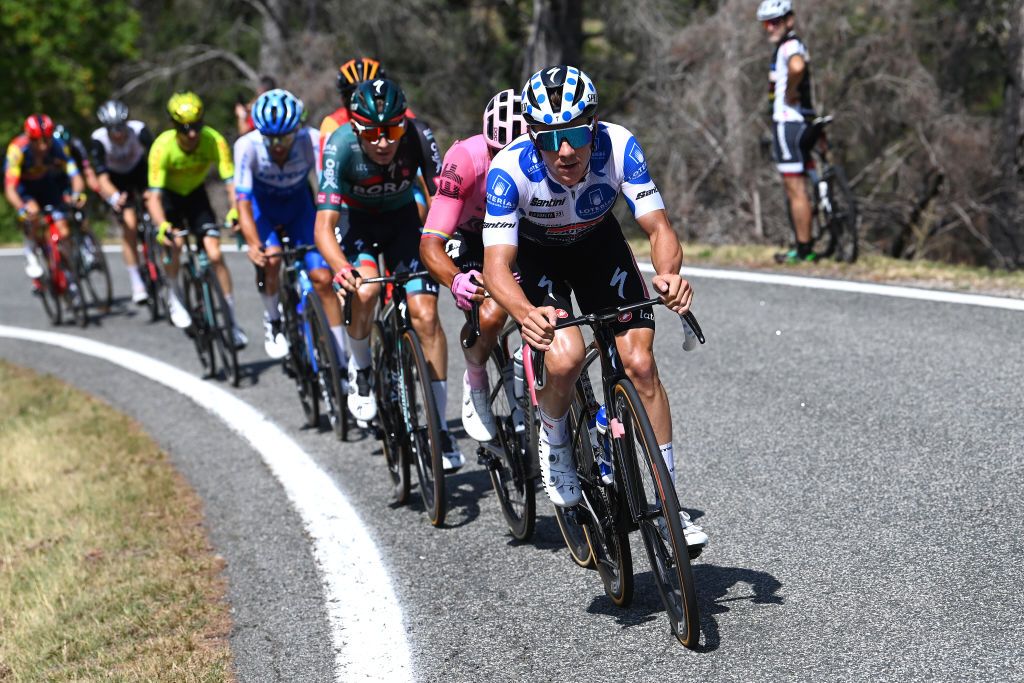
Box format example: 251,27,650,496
522,0,584,82
995,0,1024,268
255,0,286,81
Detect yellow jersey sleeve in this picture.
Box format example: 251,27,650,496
4,142,24,187
207,127,234,182
147,130,173,190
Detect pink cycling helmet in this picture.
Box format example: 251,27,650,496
483,89,526,151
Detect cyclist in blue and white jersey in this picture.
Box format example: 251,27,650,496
758,0,817,264
483,65,708,550
234,88,345,362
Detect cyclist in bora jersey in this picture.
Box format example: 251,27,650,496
314,78,467,470
758,0,818,264
147,92,245,346
419,89,527,445
234,88,343,361
483,66,708,550
4,114,86,280
89,99,155,304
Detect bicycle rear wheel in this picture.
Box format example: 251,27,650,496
75,230,112,313
307,293,346,440
205,271,240,387
370,321,410,504
283,288,319,428
402,328,446,527
613,379,699,648
827,165,859,263
568,391,632,604
483,345,537,541
180,271,215,378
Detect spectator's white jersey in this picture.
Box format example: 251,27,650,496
482,121,664,248
233,126,320,203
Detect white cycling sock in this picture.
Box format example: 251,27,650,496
431,380,447,421
126,265,144,291
349,335,371,370
330,325,349,363
261,293,280,320
539,407,569,445
660,442,675,482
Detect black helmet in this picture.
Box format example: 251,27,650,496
97,99,130,127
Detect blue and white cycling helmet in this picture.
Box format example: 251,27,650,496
252,88,304,136
757,0,792,21
521,65,597,126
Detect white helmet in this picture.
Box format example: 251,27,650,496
521,65,597,126
757,0,792,21
483,89,526,150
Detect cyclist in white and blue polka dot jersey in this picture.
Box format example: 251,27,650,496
482,65,708,552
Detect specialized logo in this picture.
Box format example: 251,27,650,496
577,183,617,220
530,196,565,207
486,169,519,215
538,275,554,297
610,267,627,299
623,137,651,184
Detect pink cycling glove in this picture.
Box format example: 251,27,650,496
451,270,481,311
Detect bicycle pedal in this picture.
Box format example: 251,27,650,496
476,447,499,470
563,506,589,526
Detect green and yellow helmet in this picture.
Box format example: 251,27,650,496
167,91,204,125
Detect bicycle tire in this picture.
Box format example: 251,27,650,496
308,292,346,440
828,165,859,263
61,260,88,328
283,286,319,427
180,270,215,378
75,230,112,312
613,379,699,648
205,271,241,387
34,244,62,325
370,321,410,504
140,226,165,321
484,345,537,541
568,390,632,604
402,328,446,527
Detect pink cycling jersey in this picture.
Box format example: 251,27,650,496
422,134,491,241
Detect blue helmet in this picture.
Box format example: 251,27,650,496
252,88,304,136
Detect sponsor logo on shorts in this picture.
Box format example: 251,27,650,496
555,308,569,319
617,312,632,323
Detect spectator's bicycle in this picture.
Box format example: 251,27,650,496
531,302,706,648
263,231,351,440
29,205,88,327
779,115,859,263
342,266,447,526
165,228,241,386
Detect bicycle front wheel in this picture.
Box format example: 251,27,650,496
401,328,446,527
34,245,62,325
76,230,112,312
613,379,699,648
370,321,410,504
61,260,88,328
205,271,240,387
484,346,537,541
181,272,215,377
284,288,319,428
307,292,346,440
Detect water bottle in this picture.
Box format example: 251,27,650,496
594,404,615,485
512,345,525,400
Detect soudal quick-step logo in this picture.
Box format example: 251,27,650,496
486,169,519,215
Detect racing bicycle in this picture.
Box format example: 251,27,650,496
29,205,87,327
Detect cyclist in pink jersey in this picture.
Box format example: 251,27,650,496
420,90,526,451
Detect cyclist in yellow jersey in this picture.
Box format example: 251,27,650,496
147,92,246,346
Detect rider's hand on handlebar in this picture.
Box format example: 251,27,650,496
652,273,693,315
247,244,267,268
224,207,239,231
332,264,360,295
451,270,485,311
156,221,173,246
521,306,557,351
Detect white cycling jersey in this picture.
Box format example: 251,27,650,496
769,33,813,123
233,126,320,204
482,121,664,247
89,120,150,175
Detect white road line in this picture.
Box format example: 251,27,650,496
4,247,1022,310
0,325,412,683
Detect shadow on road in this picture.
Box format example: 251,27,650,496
584,562,784,652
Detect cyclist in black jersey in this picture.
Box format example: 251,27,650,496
758,0,817,264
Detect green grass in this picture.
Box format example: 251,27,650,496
0,362,234,682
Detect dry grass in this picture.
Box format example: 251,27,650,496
0,362,234,682
626,239,1024,300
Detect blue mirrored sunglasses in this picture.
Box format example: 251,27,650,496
531,123,594,152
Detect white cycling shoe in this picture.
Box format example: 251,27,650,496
538,438,581,507
461,371,496,442
440,431,465,472
24,253,43,279
347,363,377,423
231,324,249,350
131,285,149,304
263,317,288,359
166,292,193,329
658,509,709,551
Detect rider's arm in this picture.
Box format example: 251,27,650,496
146,138,168,226
4,143,25,211
420,143,473,288
481,161,532,322
233,136,259,252
786,53,806,105
313,129,354,273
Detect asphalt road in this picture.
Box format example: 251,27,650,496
1,251,1022,682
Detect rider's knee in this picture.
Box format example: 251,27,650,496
622,348,658,391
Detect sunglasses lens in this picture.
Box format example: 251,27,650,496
534,124,593,151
